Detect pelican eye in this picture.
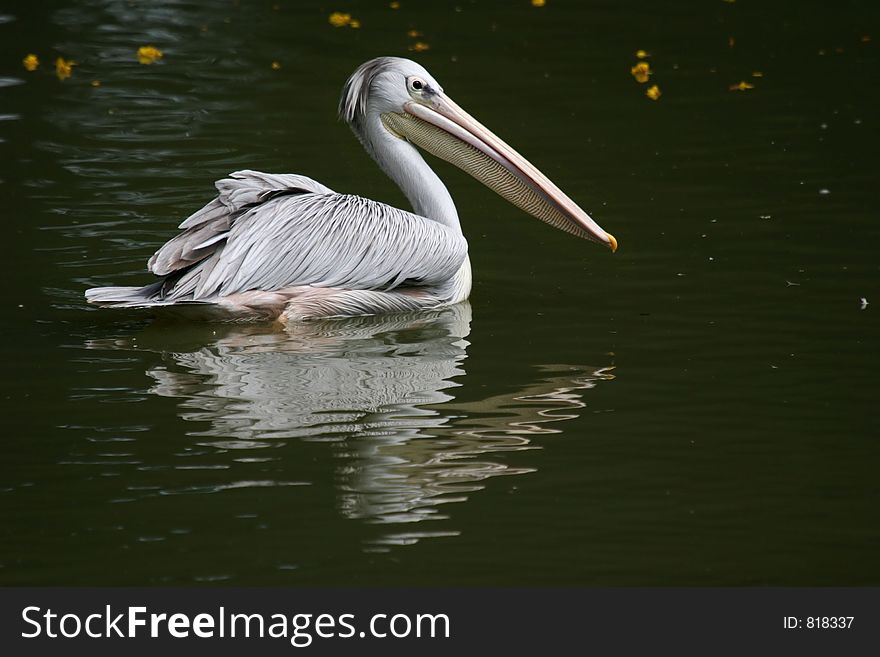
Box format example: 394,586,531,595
410,79,424,91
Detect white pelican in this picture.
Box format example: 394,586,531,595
86,57,617,322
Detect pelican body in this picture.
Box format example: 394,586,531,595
86,57,616,322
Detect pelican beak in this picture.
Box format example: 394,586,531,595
381,92,617,251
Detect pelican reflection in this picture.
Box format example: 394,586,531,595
88,303,614,548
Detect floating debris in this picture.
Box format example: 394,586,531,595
55,57,75,80
271,61,281,70
390,1,400,8
91,79,101,87
818,188,830,195
531,0,546,7
328,12,360,28
752,71,764,77
645,84,661,100
22,54,39,71
137,45,163,64
860,298,869,310
409,42,431,52
635,49,650,59
729,80,754,91
631,61,651,83
407,29,423,38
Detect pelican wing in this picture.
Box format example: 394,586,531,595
148,170,336,276
150,170,468,302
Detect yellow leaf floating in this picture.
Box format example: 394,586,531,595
137,45,163,65
271,61,282,70
328,12,348,27
752,71,764,78
409,41,430,52
531,0,547,7
729,81,754,91
646,84,661,100
91,80,101,87
55,57,75,81
22,54,39,71
328,12,360,28
631,61,651,83
407,29,423,38
389,1,400,8
635,49,650,59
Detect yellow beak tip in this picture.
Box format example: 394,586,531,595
607,233,618,252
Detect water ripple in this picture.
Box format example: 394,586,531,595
82,305,612,548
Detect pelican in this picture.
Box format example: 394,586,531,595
86,57,617,322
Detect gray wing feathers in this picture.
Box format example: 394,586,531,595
87,169,469,315
85,285,156,305
130,169,466,303
147,198,228,276
177,192,467,300
148,170,335,276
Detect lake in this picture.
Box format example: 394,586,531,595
1,0,878,585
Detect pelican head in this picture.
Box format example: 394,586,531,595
339,57,617,251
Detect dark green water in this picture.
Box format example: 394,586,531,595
1,0,878,585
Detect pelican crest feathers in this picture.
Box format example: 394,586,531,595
338,56,402,127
